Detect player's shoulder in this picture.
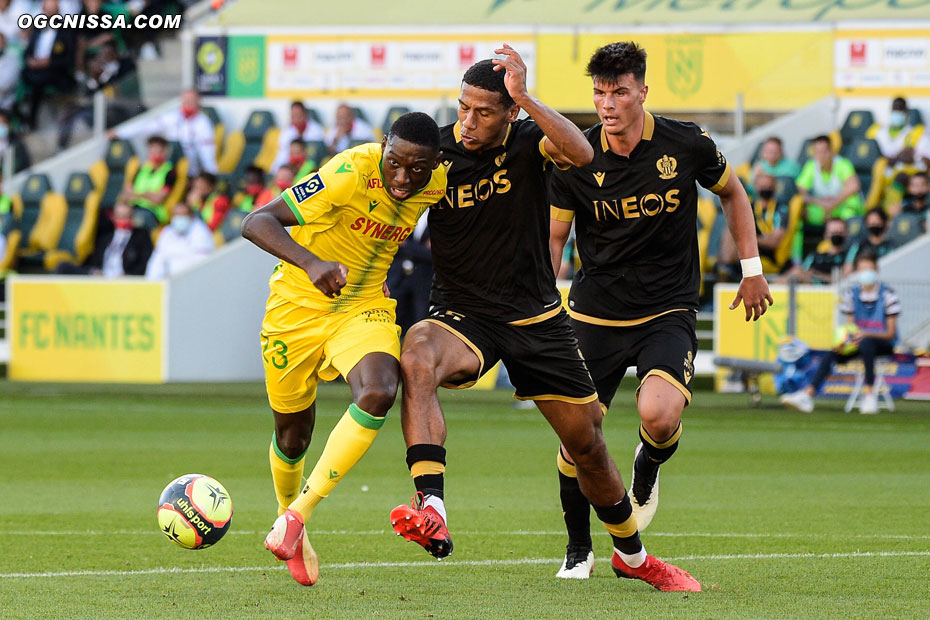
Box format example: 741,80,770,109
652,113,709,143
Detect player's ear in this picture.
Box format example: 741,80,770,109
432,149,443,170
506,103,519,123
380,135,388,153
640,84,648,105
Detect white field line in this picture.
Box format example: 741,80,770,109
2,551,929,580
6,529,930,540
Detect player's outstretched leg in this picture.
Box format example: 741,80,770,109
538,399,700,592
631,376,686,531
555,446,594,579
390,321,480,559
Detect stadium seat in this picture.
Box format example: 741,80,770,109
220,209,247,242
797,134,842,167
88,139,136,209
305,106,324,126
907,107,924,127
348,138,372,148
887,212,924,247
164,141,190,210
43,173,101,270
351,106,370,124
842,137,882,209
16,173,66,271
433,106,457,125
0,203,21,272
382,106,411,137
218,110,279,177
762,194,803,273
305,140,328,169
845,215,866,244
774,176,797,206
840,110,874,144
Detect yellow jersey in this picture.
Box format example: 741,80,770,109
271,143,447,311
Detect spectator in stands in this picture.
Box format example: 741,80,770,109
326,103,376,154
891,171,929,217
0,109,31,172
57,199,153,276
271,101,325,173
0,33,20,110
843,207,895,275
255,164,295,209
796,134,863,255
232,164,265,213
0,182,12,264
122,134,176,225
386,216,432,334
781,249,900,414
145,201,214,280
719,171,789,278
0,0,31,46
187,171,230,231
915,129,930,171
874,97,922,171
110,88,218,176
75,0,115,77
753,136,800,180
20,0,78,128
782,217,847,284
286,138,316,179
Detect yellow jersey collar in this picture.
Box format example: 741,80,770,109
600,111,655,152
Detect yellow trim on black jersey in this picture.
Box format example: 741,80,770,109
539,138,571,170
569,307,688,327
422,318,484,389
639,422,683,449
514,392,599,404
550,205,575,223
599,111,655,152
507,305,563,326
637,369,692,405
708,161,732,194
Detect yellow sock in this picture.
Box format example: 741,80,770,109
289,404,385,521
269,433,307,516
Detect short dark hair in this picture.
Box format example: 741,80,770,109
812,135,831,147
586,41,647,84
827,216,847,227
764,136,784,148
387,112,440,152
290,100,306,111
147,135,168,148
854,247,878,267
866,206,888,226
196,172,217,187
462,59,515,109
290,138,306,148
910,171,928,182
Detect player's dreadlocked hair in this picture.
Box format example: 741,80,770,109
462,59,515,109
586,41,647,84
388,112,441,152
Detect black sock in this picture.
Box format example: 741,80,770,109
406,444,446,500
558,471,592,549
639,422,681,467
592,495,643,555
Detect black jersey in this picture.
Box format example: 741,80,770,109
428,118,563,323
549,112,731,322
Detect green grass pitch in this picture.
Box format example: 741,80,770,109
1,381,928,619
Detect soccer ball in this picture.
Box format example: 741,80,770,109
157,474,233,549
833,324,860,356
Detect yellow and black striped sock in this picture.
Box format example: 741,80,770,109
407,444,446,499
557,447,592,548
592,494,642,556
269,433,307,516
639,421,682,464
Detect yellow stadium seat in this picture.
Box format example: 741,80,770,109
43,173,101,271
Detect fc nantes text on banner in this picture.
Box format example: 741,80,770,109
9,278,164,383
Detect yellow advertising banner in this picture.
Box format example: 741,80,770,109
537,31,834,112
714,283,837,363
9,278,164,383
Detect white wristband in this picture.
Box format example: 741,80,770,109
740,256,763,278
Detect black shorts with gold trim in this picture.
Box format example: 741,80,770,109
423,307,598,403
569,309,697,409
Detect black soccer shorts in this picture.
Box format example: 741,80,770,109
570,309,698,410
423,307,598,403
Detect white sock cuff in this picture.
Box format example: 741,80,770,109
423,494,447,524
616,546,647,569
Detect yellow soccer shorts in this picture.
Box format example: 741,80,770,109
260,292,401,413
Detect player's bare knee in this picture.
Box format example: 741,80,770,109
400,347,439,387
275,425,311,459
639,399,681,441
356,383,397,417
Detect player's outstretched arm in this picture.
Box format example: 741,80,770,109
717,173,774,321
493,44,593,168
242,197,348,298
549,218,572,277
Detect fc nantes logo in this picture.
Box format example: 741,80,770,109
657,155,678,180
683,351,694,385
667,37,703,100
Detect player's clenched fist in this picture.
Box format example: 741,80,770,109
306,259,348,298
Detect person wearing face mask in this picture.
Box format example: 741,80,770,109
271,101,325,174
718,172,790,278
109,89,218,176
255,164,295,209
57,200,153,276
187,172,230,232
121,135,177,225
784,217,848,284
781,250,900,414
233,165,266,213
872,97,925,208
843,207,896,276
892,172,929,219
0,32,20,110
144,201,214,280
286,139,317,179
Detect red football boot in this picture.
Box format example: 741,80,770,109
264,509,304,561
390,492,453,559
611,552,701,592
